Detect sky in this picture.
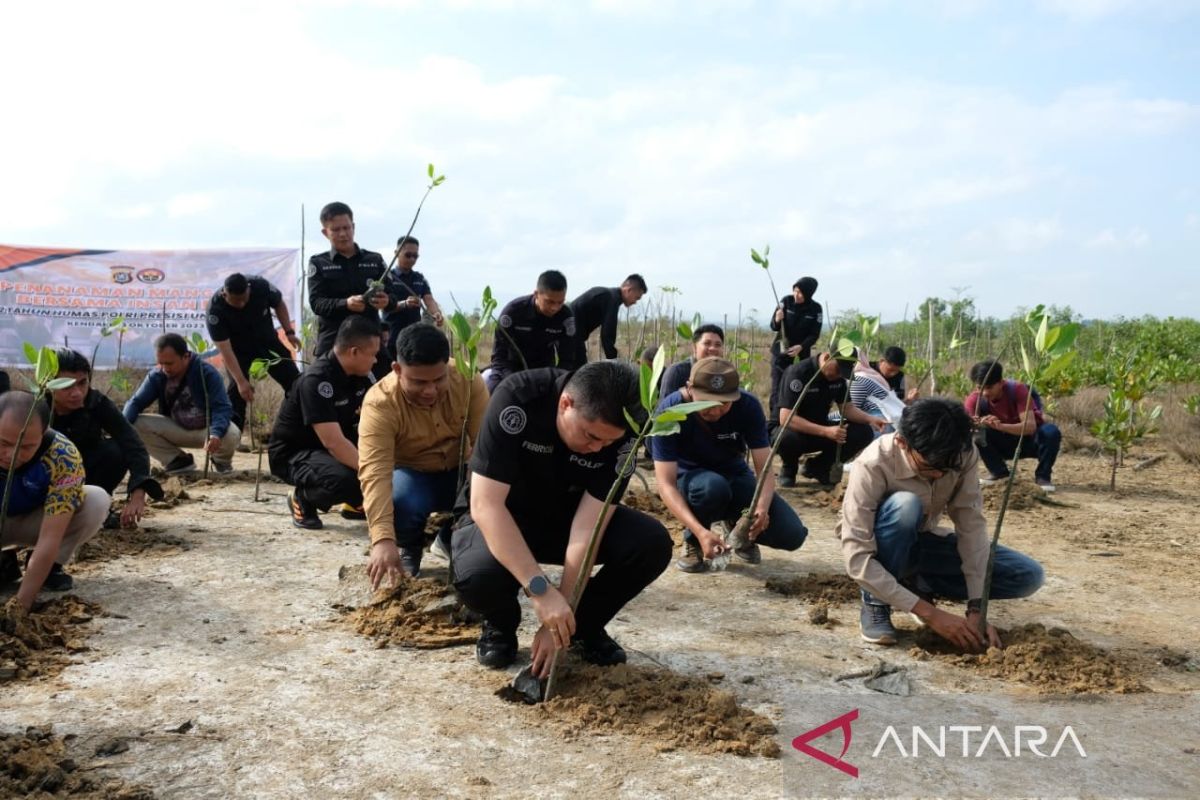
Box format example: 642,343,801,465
3,0,1198,325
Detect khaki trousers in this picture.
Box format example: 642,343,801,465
0,485,110,564
133,414,240,468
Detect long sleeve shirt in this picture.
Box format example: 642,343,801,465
770,296,823,357
56,389,161,498
123,357,234,439
835,434,990,611
489,294,577,386
569,286,622,359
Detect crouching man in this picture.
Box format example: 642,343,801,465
651,357,808,573
452,362,672,676
838,398,1045,649
269,317,379,529
0,392,108,603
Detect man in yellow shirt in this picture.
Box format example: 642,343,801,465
361,324,488,582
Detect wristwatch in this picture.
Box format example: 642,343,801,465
966,598,982,615
524,574,549,598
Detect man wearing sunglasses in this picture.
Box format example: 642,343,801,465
837,398,1044,650
383,236,444,359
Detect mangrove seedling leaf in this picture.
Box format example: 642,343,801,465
46,377,77,391
23,342,38,365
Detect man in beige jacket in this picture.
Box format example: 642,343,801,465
360,324,488,581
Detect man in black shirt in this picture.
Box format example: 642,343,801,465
660,323,725,398
486,270,577,392
306,201,394,379
768,276,823,420
207,272,302,431
775,350,883,487
870,346,917,402
452,362,672,675
569,274,647,364
269,316,380,529
50,349,163,528
382,236,445,358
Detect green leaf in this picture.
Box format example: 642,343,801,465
449,311,471,344
750,248,763,265
35,346,56,385
623,407,641,432
1021,343,1033,377
427,163,435,178
1041,351,1076,381
1034,314,1050,353
647,347,668,411
46,377,77,391
835,337,858,359
23,342,37,365
659,400,720,419
648,420,681,437
1050,322,1080,356
676,322,692,341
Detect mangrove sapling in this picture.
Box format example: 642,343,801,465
751,245,790,353
448,288,499,493
372,163,447,315
976,307,1078,641
516,348,718,703
187,332,215,479
90,315,127,372
1,347,76,538
247,353,285,501
1091,389,1162,491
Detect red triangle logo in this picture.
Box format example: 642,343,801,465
792,709,859,778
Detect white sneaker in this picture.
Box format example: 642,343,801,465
979,473,1006,487
429,535,451,562
1035,478,1056,493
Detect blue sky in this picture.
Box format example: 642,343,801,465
3,0,1197,325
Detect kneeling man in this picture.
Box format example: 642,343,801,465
651,357,808,573
452,362,672,676
838,398,1045,649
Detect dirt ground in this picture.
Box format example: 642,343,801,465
2,444,1199,798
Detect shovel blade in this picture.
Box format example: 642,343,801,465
511,665,546,704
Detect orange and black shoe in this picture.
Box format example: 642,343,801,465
288,488,323,530
339,503,366,521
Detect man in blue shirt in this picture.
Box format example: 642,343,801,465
651,357,808,573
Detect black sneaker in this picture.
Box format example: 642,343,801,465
400,547,422,578
211,459,234,475
339,503,366,520
778,463,797,488
0,550,20,585
163,453,196,475
42,563,74,592
476,622,518,669
733,541,762,564
574,629,627,667
288,488,323,530
675,539,708,574
102,510,122,530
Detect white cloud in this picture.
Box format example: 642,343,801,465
1085,227,1150,248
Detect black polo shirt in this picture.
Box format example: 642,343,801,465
307,245,394,345
490,294,577,377
269,354,372,464
869,360,906,395
569,286,622,359
383,268,432,331
467,368,634,521
776,355,849,425
205,276,283,358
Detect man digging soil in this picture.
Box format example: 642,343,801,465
451,361,672,676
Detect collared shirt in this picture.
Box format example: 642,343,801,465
570,286,622,359
306,244,394,340
268,354,372,464
650,389,768,477
383,268,432,332
964,381,1045,427
776,355,848,424
835,434,990,611
466,368,634,522
358,362,488,544
1,431,85,517
205,276,283,356
489,294,578,382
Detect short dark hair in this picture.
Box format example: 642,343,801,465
692,323,724,344
564,361,642,429
623,274,648,293
395,324,449,366
320,202,354,225
536,270,568,293
395,235,420,249
335,315,382,351
224,273,249,295
969,360,1004,388
55,348,92,377
639,344,660,367
897,397,973,472
155,333,189,357
882,346,907,368
0,390,50,433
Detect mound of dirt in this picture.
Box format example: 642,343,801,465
76,527,190,564
499,662,780,758
1,727,153,799
765,573,861,605
147,477,192,509
1,596,101,683
797,483,845,511
622,491,684,539
981,480,1047,512
341,575,477,649
911,623,1146,694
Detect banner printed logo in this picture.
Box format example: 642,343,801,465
792,709,859,778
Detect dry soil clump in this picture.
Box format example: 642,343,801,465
1,596,101,683
76,527,190,564
981,480,1048,512
499,662,780,758
342,575,477,649
0,727,153,799
765,573,861,605
911,623,1146,694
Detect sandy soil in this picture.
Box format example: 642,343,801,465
1,445,1199,798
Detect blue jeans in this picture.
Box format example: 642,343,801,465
392,467,459,551
862,491,1044,606
976,423,1061,482
677,469,808,551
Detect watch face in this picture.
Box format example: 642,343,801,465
528,575,549,596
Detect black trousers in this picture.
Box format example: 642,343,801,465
80,439,127,495
280,449,362,510
228,353,300,431
767,342,811,420
776,422,873,480
451,504,672,638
